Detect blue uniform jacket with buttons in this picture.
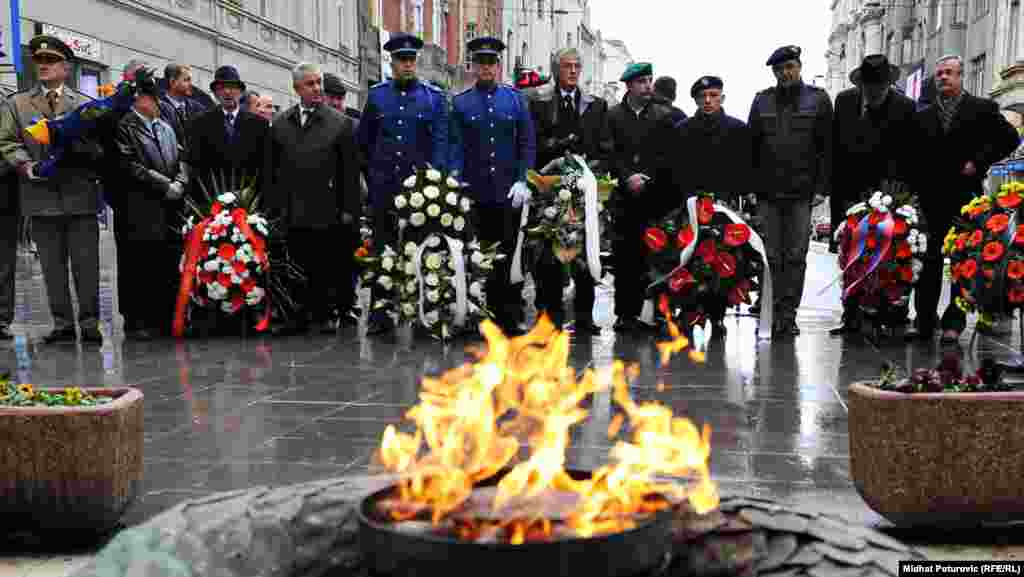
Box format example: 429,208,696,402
357,79,449,210
449,83,535,207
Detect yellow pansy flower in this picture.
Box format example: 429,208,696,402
17,383,34,398
63,388,84,405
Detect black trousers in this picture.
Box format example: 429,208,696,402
0,212,18,327
476,204,523,330
289,225,354,323
116,235,179,333
915,202,965,332
534,248,595,326
612,209,646,320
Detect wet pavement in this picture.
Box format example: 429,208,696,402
3,226,1024,574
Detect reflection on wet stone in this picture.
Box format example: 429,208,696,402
3,234,1022,547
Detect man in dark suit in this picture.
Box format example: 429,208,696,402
159,63,199,151
187,66,270,201
528,47,608,335
907,55,1019,344
267,63,360,334
829,54,916,336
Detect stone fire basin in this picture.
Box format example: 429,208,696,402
848,382,1024,527
0,387,144,535
68,477,926,577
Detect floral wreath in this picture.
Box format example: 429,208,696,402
943,181,1024,327
830,190,927,321
644,192,762,328
358,166,501,340
174,180,300,337
517,155,615,281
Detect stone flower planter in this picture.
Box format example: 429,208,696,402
848,381,1024,526
0,387,144,534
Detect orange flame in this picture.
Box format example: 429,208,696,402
375,312,718,542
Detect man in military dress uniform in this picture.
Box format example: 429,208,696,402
0,35,104,343
359,33,449,335
606,62,676,332
450,36,536,335
0,97,16,341
528,46,608,335
747,45,833,338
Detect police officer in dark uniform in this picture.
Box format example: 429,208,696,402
359,33,449,335
655,75,752,338
450,36,536,335
606,62,676,332
748,45,833,338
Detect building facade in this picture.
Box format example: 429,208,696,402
2,0,362,108
600,38,632,102
380,0,453,89
826,0,1022,108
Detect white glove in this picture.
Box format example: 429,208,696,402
166,182,185,200
507,181,532,208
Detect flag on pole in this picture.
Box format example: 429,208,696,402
10,0,21,74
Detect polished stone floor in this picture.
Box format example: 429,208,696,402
3,228,1024,575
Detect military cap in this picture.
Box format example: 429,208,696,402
384,33,423,55
620,62,653,83
468,36,506,57
690,75,723,98
323,72,346,97
766,45,801,67
29,34,73,62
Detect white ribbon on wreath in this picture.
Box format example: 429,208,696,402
510,154,602,284
413,234,469,329
646,195,774,341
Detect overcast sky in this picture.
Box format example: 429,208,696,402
589,0,833,121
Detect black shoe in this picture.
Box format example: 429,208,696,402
366,318,394,336
567,320,602,335
0,325,13,340
828,323,862,336
81,327,103,343
43,326,77,344
774,321,800,337
127,328,154,341
613,317,640,332
709,321,726,339
905,327,934,342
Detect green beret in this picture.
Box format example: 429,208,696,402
620,62,653,83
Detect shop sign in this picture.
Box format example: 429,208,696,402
41,24,102,62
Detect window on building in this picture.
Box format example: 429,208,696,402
313,0,322,41
259,0,270,18
1010,1,1021,63
952,0,966,24
507,30,514,76
521,41,528,66
537,0,544,19
975,0,989,18
567,33,572,47
935,0,943,31
970,53,987,95
465,22,476,68
414,0,424,37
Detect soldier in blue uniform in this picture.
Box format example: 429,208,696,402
358,32,449,335
450,36,536,335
